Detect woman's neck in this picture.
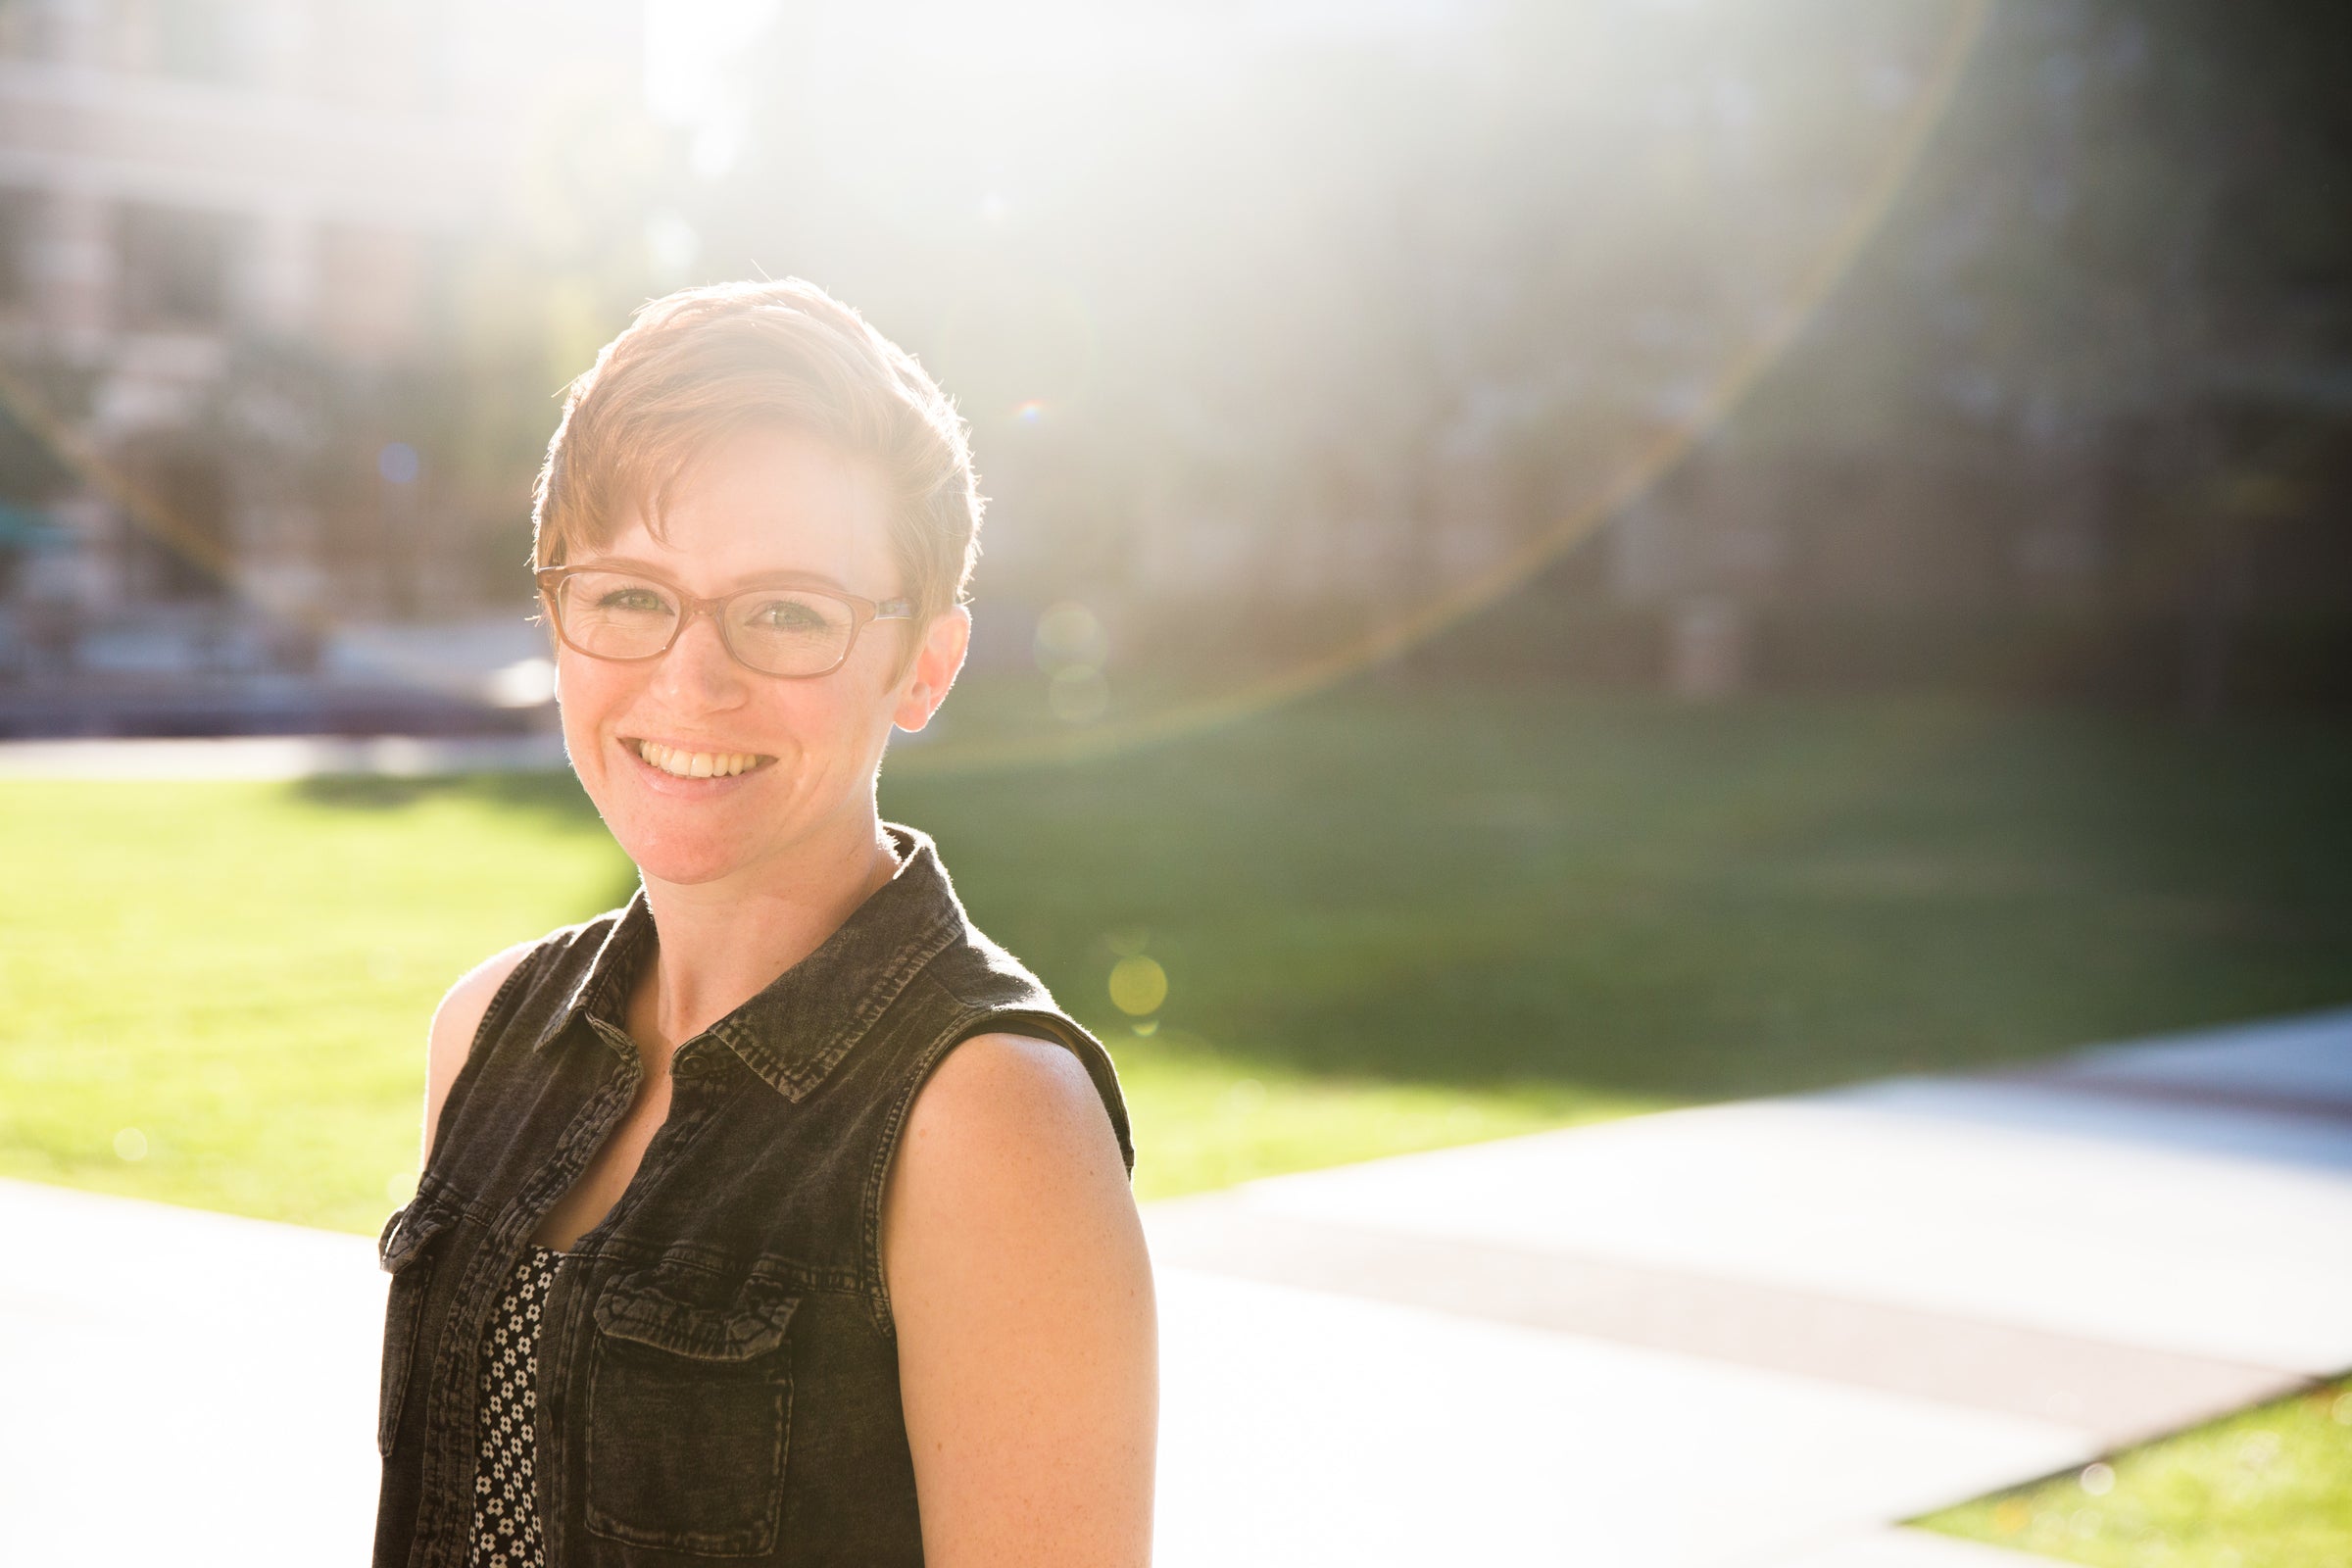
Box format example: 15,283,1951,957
630,811,905,1056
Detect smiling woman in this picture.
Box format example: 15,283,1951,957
372,280,1155,1568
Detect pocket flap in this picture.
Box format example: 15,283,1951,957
593,1267,799,1361
377,1200,453,1275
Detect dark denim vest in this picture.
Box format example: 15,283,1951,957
373,822,1133,1568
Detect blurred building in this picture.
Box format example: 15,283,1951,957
0,0,2338,724
1590,4,2352,710
0,0,644,688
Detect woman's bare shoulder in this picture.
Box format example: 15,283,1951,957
906,1034,1120,1157
881,1033,1154,1564
886,1033,1132,1237
421,941,540,1161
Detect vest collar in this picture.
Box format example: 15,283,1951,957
530,822,966,1102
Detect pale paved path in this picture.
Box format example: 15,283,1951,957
0,732,566,780
2,1008,2347,1566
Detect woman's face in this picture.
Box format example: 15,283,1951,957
553,424,964,890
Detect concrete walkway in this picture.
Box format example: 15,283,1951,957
1150,1008,2352,1566
3,1008,2347,1566
0,731,565,780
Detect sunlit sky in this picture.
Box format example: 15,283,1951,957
643,0,774,131
645,0,1493,171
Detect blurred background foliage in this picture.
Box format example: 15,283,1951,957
1,0,2346,720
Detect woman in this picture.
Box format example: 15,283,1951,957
374,279,1156,1568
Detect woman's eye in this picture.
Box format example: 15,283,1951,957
599,588,670,613
754,599,823,630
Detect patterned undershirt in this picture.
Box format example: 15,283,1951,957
468,1244,563,1568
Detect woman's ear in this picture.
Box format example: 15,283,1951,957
892,605,971,733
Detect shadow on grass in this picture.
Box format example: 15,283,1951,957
888,685,2352,1107
292,769,605,823
288,770,644,912
270,686,2352,1111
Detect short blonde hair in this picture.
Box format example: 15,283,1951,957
531,279,982,676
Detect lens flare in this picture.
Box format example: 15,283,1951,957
1108,955,1168,1016
887,0,1996,780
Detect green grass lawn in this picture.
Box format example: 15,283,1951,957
1917,1376,2352,1568
4,683,2349,1236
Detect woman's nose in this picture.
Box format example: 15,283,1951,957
651,609,748,708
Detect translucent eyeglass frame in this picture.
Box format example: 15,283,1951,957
535,564,916,679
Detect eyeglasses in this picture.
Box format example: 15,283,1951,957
536,564,915,679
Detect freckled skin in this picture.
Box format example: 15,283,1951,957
555,424,930,894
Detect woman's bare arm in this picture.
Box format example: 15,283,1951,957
882,1034,1157,1568
419,943,535,1166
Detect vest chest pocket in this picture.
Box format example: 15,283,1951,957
585,1266,800,1557
376,1200,455,1457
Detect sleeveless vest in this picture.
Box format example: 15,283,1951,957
373,821,1133,1568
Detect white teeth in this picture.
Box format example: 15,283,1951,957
634,741,766,779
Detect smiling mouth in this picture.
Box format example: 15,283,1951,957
631,739,775,779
